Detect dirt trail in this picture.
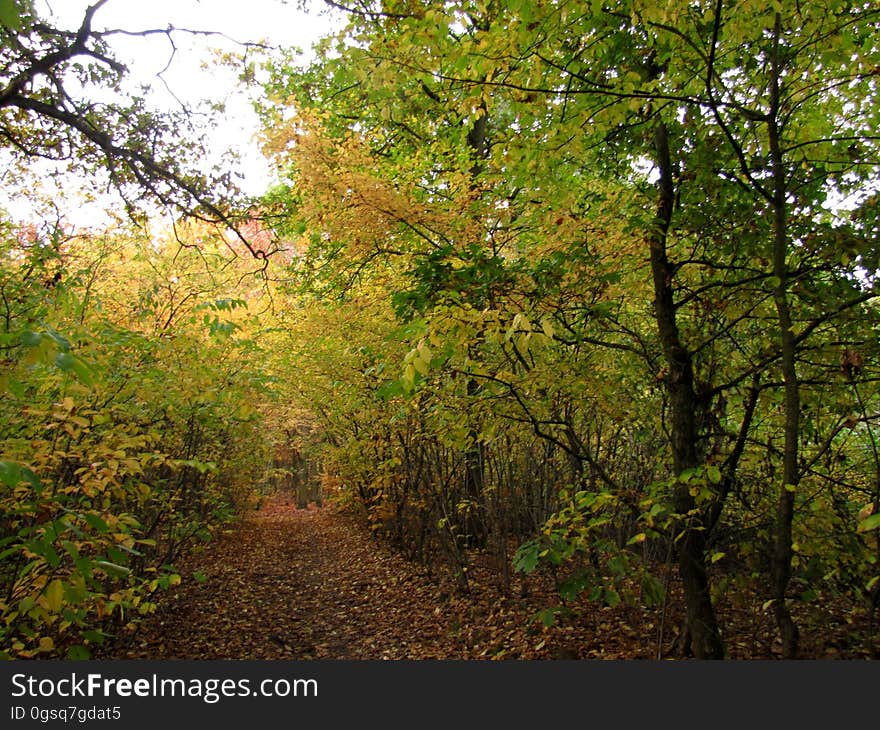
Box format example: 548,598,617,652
101,497,460,659
99,494,674,661
98,494,863,660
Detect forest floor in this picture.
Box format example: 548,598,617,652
96,495,877,660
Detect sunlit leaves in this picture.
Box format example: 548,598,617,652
0,0,30,31
857,513,880,533
0,223,280,658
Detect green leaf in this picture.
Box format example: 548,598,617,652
536,607,560,627
61,540,80,560
55,351,75,372
0,459,23,486
67,645,91,660
0,546,19,561
0,460,41,489
42,325,70,351
37,540,61,568
74,557,94,579
0,0,28,30
800,589,818,602
857,513,880,533
83,513,109,533
94,560,131,577
604,588,621,607
19,329,42,347
54,352,94,387
514,540,541,573
641,574,665,608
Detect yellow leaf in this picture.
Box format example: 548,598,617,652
38,636,54,652
44,579,64,613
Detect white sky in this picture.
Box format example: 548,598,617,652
10,0,340,225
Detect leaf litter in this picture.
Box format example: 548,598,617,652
96,496,876,660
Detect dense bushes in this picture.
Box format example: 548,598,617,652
0,225,273,658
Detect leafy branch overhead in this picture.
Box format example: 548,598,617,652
0,0,269,257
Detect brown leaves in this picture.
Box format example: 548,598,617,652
840,348,864,380
96,495,876,661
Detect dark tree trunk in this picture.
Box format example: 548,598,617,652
767,12,800,658
649,121,724,659
459,105,489,546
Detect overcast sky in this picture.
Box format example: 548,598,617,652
43,0,337,79
25,0,340,220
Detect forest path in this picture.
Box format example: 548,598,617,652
101,495,462,659
96,495,847,659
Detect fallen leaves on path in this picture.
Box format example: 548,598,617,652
96,496,644,659
96,496,875,660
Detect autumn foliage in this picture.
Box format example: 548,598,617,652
0,223,280,658
2,0,880,660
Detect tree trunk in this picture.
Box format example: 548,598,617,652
459,104,489,546
767,12,799,658
650,121,724,659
